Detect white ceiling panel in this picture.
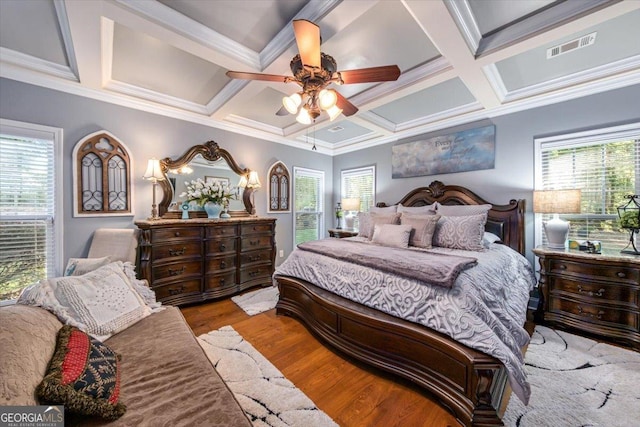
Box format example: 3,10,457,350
1,0,638,155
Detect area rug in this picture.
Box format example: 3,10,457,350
503,325,640,426
198,326,337,427
231,286,279,316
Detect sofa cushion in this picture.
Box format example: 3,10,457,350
0,304,62,405
36,325,126,420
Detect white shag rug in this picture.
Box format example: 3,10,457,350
503,325,640,426
198,326,337,427
232,286,279,316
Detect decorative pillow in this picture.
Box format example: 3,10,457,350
433,214,487,251
64,256,112,276
370,205,397,213
371,224,413,248
436,203,492,216
483,231,502,244
36,325,126,420
358,212,401,239
397,203,437,214
400,213,441,248
37,262,152,341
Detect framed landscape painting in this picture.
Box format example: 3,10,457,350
205,176,230,187
392,125,495,178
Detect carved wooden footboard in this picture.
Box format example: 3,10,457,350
275,275,508,426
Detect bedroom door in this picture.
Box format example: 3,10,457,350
293,167,324,245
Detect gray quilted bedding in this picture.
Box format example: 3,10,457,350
274,238,536,404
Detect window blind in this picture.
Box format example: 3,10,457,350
0,134,56,300
537,125,640,251
341,166,375,212
293,167,324,245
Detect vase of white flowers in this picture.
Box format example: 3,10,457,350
179,178,235,219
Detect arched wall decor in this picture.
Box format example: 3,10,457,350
267,160,291,213
72,130,133,217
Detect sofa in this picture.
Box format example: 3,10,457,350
0,303,252,426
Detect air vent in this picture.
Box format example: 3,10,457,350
328,126,345,133
547,32,597,59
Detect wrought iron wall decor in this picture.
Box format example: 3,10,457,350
267,161,290,213
73,130,132,217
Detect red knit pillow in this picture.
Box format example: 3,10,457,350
36,325,126,420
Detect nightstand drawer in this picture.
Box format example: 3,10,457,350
154,279,202,300
205,237,237,254
549,259,639,284
549,297,638,331
240,264,273,283
241,223,273,235
241,249,272,265
152,261,202,282
152,242,201,262
206,225,238,238
241,235,272,251
206,254,236,271
549,278,637,308
205,271,236,290
152,227,202,242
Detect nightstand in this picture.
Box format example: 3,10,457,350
532,245,640,350
328,228,359,238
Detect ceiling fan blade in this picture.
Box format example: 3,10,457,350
338,65,401,84
292,19,321,68
275,105,289,116
226,71,289,83
336,92,358,117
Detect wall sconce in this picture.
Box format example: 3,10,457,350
143,158,165,220
533,189,581,248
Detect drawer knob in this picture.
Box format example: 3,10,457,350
617,271,626,278
577,286,605,298
174,231,181,237
220,244,226,251
250,240,259,246
220,261,227,268
220,278,225,286
559,264,567,270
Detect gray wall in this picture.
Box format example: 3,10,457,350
0,77,333,272
334,84,640,263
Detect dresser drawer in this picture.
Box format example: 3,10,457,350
206,237,237,254
206,254,236,271
153,279,202,300
549,297,638,331
241,249,272,265
241,223,273,235
241,235,272,252
152,261,202,282
205,271,236,290
152,227,202,242
240,263,273,283
549,259,639,284
152,241,201,263
206,225,238,238
549,278,637,308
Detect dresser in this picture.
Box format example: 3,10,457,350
533,246,640,350
135,217,276,305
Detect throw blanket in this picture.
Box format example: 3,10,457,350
297,239,477,288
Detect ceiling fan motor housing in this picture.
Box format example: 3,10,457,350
290,53,337,87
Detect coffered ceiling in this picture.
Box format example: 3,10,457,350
1,0,639,155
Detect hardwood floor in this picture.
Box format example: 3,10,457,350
182,295,476,427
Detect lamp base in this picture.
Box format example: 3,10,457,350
543,215,570,249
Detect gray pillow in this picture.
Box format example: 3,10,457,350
400,214,441,248
436,203,492,216
371,224,413,248
357,212,401,239
433,214,487,251
397,203,437,214
370,205,398,214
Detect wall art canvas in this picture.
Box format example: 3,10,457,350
392,125,495,178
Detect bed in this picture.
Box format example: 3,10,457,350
273,180,535,426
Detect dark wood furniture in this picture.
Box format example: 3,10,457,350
136,217,276,306
533,246,640,351
327,228,358,238
275,181,526,427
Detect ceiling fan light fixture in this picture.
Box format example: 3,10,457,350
282,93,302,114
318,89,337,110
327,105,343,121
296,107,312,125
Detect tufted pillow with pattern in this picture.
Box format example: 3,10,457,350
433,214,487,251
400,213,441,248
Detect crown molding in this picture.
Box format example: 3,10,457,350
53,0,79,81
443,0,481,55
0,48,77,82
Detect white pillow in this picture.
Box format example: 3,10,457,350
64,256,112,276
371,224,413,248
397,203,437,214
483,232,502,244
436,203,492,216
370,205,398,213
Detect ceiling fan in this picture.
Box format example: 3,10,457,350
225,19,401,124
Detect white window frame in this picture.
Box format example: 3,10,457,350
292,166,324,246
340,165,376,212
534,122,640,247
0,118,64,302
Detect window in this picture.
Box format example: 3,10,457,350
73,130,132,217
267,161,290,213
293,167,324,245
341,165,375,212
0,119,63,301
535,123,640,251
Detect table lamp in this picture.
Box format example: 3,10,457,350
341,198,361,229
533,189,581,249
143,158,165,220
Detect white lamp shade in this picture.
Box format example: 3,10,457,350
283,93,302,114
341,198,360,211
327,105,343,121
143,158,164,181
318,89,337,110
296,107,312,124
237,175,248,188
247,171,261,188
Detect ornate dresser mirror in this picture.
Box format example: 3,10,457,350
157,141,255,217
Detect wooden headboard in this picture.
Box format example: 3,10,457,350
377,180,526,255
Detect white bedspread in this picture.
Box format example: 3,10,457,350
274,238,536,404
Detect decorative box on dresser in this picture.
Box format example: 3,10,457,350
533,245,640,351
135,217,276,306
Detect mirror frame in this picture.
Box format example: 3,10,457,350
158,141,254,217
